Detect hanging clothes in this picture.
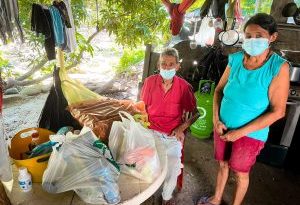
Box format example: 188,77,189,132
31,3,56,60
162,0,196,36
49,6,65,47
0,0,24,44
200,0,228,19
63,0,77,52
53,0,72,28
234,0,243,23
52,0,71,51
53,0,77,52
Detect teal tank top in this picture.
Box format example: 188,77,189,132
220,51,286,142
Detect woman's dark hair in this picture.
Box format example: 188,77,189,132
244,13,278,35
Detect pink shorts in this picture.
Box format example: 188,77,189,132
214,130,265,173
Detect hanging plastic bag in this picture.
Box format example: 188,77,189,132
42,127,120,204
59,65,102,105
0,113,12,182
109,111,160,183
195,16,215,47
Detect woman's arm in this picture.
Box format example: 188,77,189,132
222,62,290,141
213,66,230,135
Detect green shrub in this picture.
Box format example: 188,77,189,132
0,52,13,78
115,48,145,75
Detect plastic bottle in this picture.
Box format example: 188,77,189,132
18,167,32,192
28,131,39,151
99,167,121,204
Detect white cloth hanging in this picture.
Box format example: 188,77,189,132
63,0,77,52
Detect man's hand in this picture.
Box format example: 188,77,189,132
220,129,244,142
170,125,185,143
214,120,227,135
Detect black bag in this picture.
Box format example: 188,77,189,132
38,66,81,132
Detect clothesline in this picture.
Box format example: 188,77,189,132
31,0,77,61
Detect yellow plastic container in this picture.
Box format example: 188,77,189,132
9,128,54,183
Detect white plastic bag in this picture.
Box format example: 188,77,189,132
109,111,161,183
195,16,216,47
42,127,120,204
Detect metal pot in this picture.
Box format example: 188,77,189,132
290,66,300,82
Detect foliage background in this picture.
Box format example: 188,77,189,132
0,0,281,80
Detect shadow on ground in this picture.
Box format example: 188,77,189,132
142,133,300,205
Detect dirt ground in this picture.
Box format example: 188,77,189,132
142,134,300,205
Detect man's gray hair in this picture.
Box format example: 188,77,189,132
160,47,179,63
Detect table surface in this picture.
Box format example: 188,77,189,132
3,138,167,205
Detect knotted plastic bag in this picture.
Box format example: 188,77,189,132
42,127,120,204
108,111,160,183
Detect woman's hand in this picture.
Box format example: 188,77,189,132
220,129,244,142
171,125,185,143
214,120,227,135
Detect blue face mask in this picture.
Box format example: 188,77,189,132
242,38,269,56
160,68,176,80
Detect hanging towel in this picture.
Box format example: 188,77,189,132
49,6,65,47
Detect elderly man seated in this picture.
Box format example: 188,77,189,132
140,47,199,205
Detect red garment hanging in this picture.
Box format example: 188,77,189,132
162,0,195,35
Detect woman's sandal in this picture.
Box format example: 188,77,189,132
196,196,220,205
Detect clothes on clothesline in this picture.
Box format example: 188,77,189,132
31,3,56,60
49,6,65,46
0,0,24,44
53,0,72,28
31,1,77,60
63,0,77,52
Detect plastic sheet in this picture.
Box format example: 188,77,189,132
59,65,102,105
68,98,144,141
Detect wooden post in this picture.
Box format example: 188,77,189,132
142,44,153,82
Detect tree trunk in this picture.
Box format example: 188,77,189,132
4,30,101,90
16,56,48,81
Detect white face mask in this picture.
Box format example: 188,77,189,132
159,68,176,80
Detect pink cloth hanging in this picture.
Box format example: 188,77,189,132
162,0,195,35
